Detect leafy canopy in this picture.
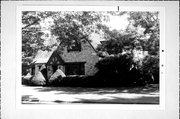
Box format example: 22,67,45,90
97,11,159,56
22,11,108,64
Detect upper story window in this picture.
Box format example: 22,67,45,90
67,40,81,52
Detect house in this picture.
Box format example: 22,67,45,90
30,50,53,80
31,39,99,82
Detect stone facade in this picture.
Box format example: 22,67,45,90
32,40,99,81
57,40,99,76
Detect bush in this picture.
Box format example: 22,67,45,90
48,75,130,87
50,75,93,87
140,55,159,84
22,72,46,86
22,64,30,76
95,54,133,74
94,53,143,86
22,73,33,85
22,77,33,85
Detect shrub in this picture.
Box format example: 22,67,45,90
31,71,46,86
22,77,33,85
94,53,143,86
140,55,159,84
95,53,133,74
22,63,30,76
22,72,46,86
22,73,33,85
53,75,93,87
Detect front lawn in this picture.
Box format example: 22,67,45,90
22,84,159,104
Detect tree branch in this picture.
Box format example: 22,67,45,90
22,20,39,30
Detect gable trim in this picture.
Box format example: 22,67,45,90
47,50,64,66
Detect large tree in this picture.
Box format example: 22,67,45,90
50,11,108,48
97,11,159,56
96,29,136,55
22,11,109,64
22,11,53,64
126,11,159,55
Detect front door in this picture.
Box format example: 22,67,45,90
41,68,47,80
52,65,58,73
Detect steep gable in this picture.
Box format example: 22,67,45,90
33,50,53,64
47,50,64,65
57,39,98,63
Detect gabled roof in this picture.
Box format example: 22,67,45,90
58,39,97,53
33,39,97,64
33,50,53,64
47,50,64,65
84,39,97,53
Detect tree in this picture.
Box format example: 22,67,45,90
22,11,109,65
126,11,159,55
96,11,159,57
96,29,137,55
140,55,159,84
50,11,108,48
22,11,54,64
126,12,160,84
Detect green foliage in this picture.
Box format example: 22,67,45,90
22,63,29,75
97,11,159,57
22,11,108,64
97,29,136,55
128,12,159,34
51,11,107,47
94,54,143,86
94,54,159,86
127,11,159,55
140,55,159,84
22,11,52,64
95,54,133,74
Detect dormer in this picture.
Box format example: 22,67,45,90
67,40,81,52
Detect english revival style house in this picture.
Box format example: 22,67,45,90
31,39,99,82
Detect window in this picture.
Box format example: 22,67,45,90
67,40,81,52
65,63,85,75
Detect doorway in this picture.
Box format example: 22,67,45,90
52,65,58,73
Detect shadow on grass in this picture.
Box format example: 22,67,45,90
33,84,159,95
22,85,159,104
53,96,159,104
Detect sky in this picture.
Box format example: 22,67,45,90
90,14,129,48
106,14,129,31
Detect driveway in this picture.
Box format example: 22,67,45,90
22,84,159,104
